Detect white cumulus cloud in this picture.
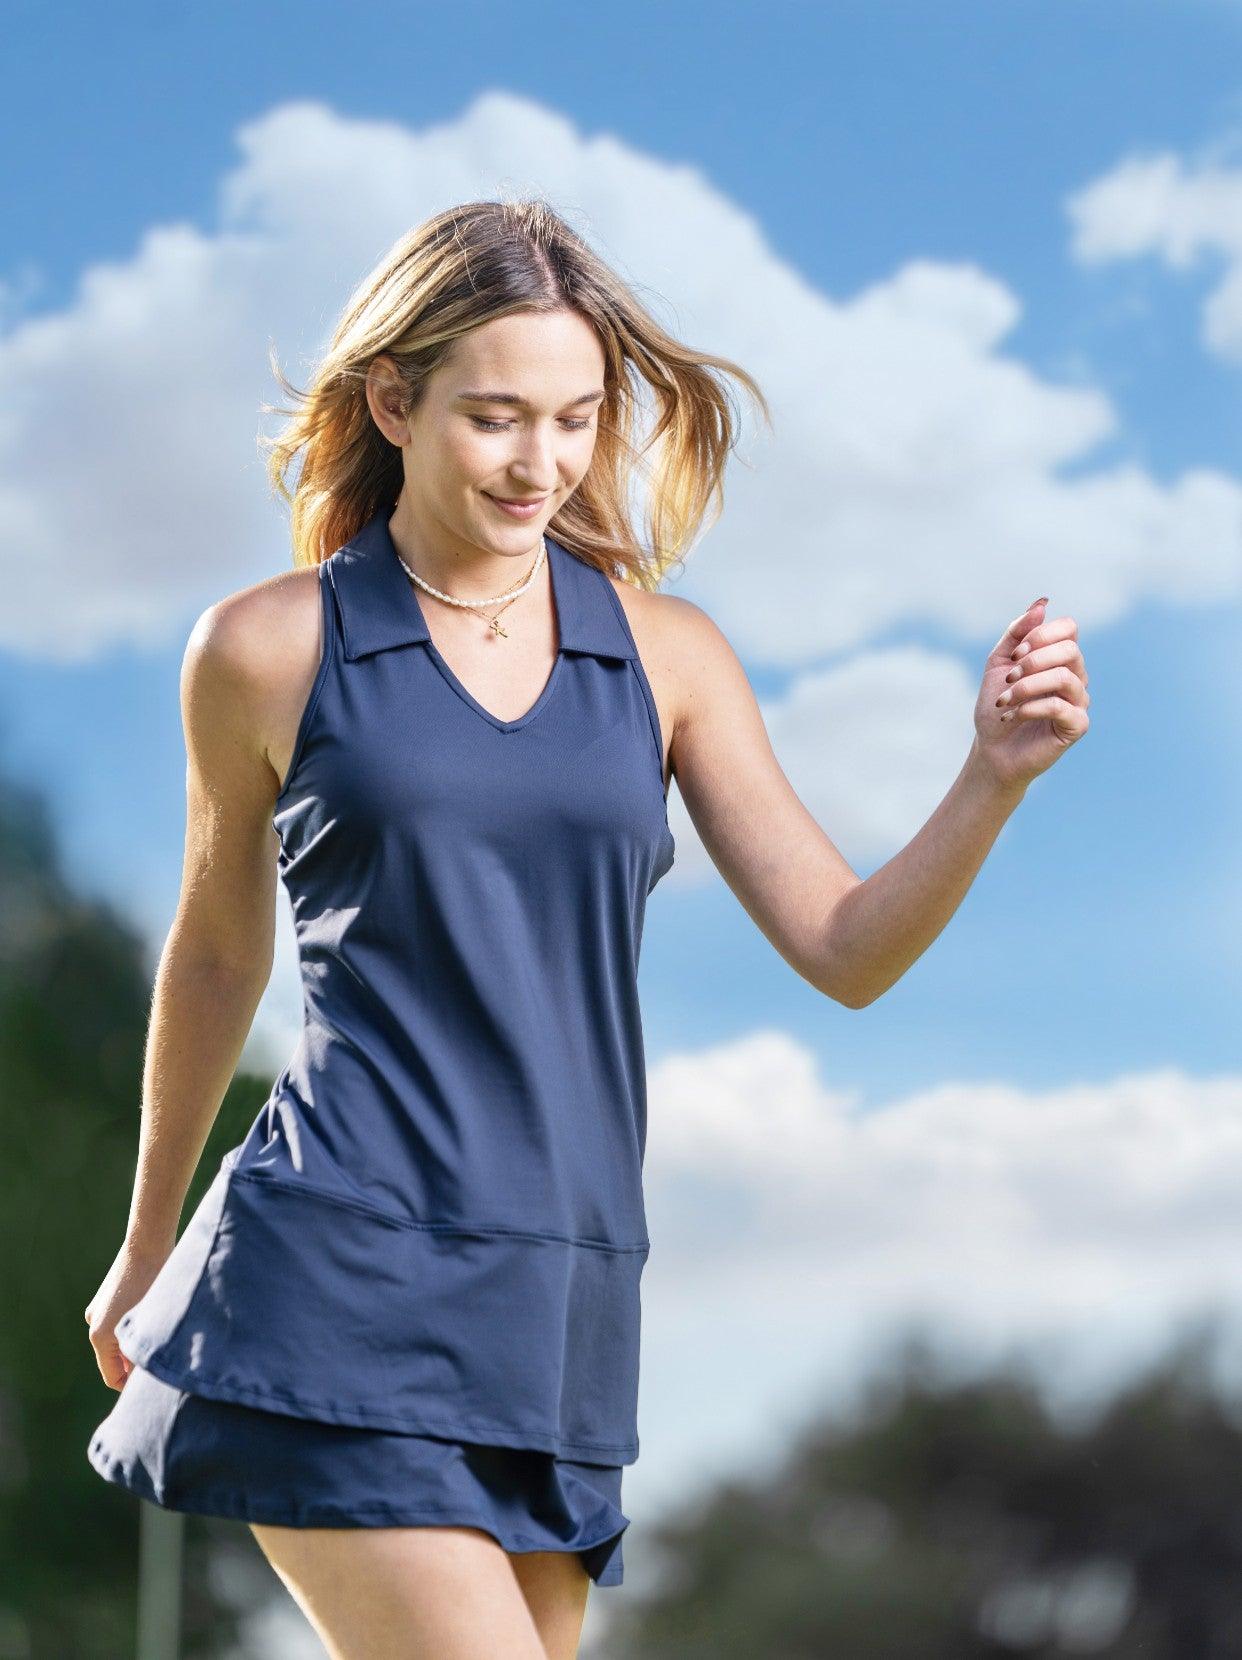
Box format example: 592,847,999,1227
633,1029,1242,1509
1066,143,1242,363
2,91,1238,671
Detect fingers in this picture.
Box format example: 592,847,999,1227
998,694,1091,743
995,596,1049,657
1007,637,1083,677
87,1314,134,1390
983,602,1091,762
996,663,1089,714
1010,612,1078,664
97,1348,132,1391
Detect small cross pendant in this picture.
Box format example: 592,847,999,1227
488,616,508,638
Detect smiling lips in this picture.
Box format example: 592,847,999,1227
486,494,547,519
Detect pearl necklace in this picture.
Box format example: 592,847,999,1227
395,539,546,639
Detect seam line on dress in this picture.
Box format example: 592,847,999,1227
229,1170,652,1252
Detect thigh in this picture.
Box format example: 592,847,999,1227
250,1521,549,1660
509,1549,592,1660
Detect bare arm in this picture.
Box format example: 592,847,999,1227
666,597,867,1004
86,570,325,1389
122,597,285,1257
668,592,1087,1008
817,745,1026,1006
807,598,1087,1005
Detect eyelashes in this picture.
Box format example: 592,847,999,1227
469,417,593,433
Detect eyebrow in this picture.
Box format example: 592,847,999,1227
453,389,606,409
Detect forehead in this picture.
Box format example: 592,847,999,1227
444,311,604,390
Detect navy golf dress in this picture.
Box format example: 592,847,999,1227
87,503,676,1587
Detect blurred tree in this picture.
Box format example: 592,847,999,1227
606,1328,1242,1659
0,773,276,1658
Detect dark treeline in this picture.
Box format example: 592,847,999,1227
0,773,271,1656
606,1326,1242,1658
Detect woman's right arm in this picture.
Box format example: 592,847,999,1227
84,578,304,1389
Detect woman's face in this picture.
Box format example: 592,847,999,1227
379,308,607,556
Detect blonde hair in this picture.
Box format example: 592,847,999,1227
260,197,770,589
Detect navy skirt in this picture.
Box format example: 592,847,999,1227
87,1363,628,1586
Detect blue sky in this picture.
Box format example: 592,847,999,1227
6,0,1242,1604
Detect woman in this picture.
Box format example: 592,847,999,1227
83,197,1089,1659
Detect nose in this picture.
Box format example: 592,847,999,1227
505,428,560,492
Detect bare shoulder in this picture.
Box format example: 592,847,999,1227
604,574,742,740
183,563,326,791
185,564,320,705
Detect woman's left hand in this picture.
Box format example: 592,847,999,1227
971,597,1091,791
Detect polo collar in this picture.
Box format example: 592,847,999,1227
327,507,636,662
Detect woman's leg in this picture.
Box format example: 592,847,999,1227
509,1550,592,1660
250,1521,550,1660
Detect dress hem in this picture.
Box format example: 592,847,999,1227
85,1436,628,1585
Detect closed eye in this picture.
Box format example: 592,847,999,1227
470,416,593,433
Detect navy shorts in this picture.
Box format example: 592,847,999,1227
87,1363,628,1586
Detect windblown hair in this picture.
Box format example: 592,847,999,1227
260,196,770,588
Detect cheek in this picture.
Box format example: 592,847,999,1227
563,432,598,479
438,432,496,487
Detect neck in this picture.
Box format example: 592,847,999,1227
388,497,544,600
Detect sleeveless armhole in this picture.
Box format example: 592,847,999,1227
597,577,669,806
274,561,336,809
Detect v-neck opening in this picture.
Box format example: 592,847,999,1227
426,644,565,733
404,537,566,734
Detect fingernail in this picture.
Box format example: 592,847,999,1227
1031,595,1048,607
